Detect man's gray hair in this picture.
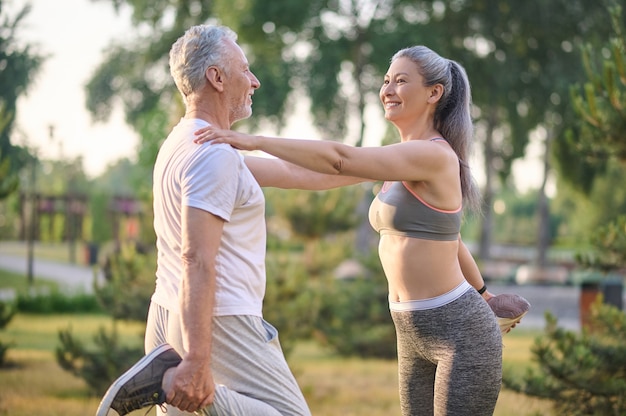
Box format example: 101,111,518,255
169,24,237,100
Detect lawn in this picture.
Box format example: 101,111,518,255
0,313,553,416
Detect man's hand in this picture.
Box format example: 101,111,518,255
165,357,215,413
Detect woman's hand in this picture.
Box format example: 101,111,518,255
193,126,259,151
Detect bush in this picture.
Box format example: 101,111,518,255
56,325,143,395
95,243,154,321
263,251,322,357
16,290,102,314
56,243,151,393
314,253,396,359
504,299,626,415
0,300,16,367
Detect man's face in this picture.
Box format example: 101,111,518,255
222,39,261,124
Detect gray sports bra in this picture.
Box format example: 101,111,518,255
368,180,462,241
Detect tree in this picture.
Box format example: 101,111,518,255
0,104,18,199
554,1,626,247
0,1,44,198
438,0,615,262
505,5,626,413
557,3,626,190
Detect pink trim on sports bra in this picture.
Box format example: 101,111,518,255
400,182,462,214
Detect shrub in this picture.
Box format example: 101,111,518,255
504,299,626,415
56,325,143,395
95,243,154,321
314,253,396,359
16,290,102,314
0,300,16,367
263,251,322,357
56,244,151,394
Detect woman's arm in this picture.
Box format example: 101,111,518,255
244,155,369,189
194,127,453,183
457,236,495,301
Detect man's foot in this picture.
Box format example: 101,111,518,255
96,343,182,416
487,293,531,334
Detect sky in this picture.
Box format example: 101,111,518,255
9,0,138,178
8,0,547,192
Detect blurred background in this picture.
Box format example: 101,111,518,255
1,0,626,415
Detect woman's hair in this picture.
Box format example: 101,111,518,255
169,25,237,103
391,46,482,213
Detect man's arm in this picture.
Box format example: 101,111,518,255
166,205,222,412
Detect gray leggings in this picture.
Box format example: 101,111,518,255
145,302,311,416
391,289,502,416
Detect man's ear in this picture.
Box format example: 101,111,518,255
206,66,224,92
427,84,444,103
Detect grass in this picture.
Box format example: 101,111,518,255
0,269,58,297
0,241,81,264
0,314,146,416
0,313,555,416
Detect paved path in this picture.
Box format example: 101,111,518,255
0,252,104,294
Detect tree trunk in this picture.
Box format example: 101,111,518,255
479,115,496,261
536,130,553,268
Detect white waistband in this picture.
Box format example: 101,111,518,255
389,280,472,312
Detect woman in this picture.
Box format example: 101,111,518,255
195,45,525,415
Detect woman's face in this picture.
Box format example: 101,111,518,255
379,57,433,124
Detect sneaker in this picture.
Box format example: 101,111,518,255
96,343,182,416
487,293,531,334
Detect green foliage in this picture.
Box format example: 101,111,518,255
268,186,364,240
314,253,396,359
56,244,152,392
0,106,18,200
489,188,564,246
557,3,626,194
56,325,143,396
88,192,113,244
0,300,16,367
505,301,626,415
316,275,395,359
552,159,626,244
0,3,44,188
95,243,154,322
16,290,102,314
263,251,322,357
576,215,626,273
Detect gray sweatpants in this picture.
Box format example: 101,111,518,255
145,302,311,416
391,289,502,416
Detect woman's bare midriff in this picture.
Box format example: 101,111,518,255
378,234,465,302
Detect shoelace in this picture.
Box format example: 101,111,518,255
142,403,168,415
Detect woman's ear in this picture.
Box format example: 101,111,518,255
427,84,444,103
206,66,224,92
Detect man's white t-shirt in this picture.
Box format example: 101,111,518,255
151,118,266,317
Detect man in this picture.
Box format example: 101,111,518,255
95,24,352,416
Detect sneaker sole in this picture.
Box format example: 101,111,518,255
95,343,174,416
498,311,528,334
